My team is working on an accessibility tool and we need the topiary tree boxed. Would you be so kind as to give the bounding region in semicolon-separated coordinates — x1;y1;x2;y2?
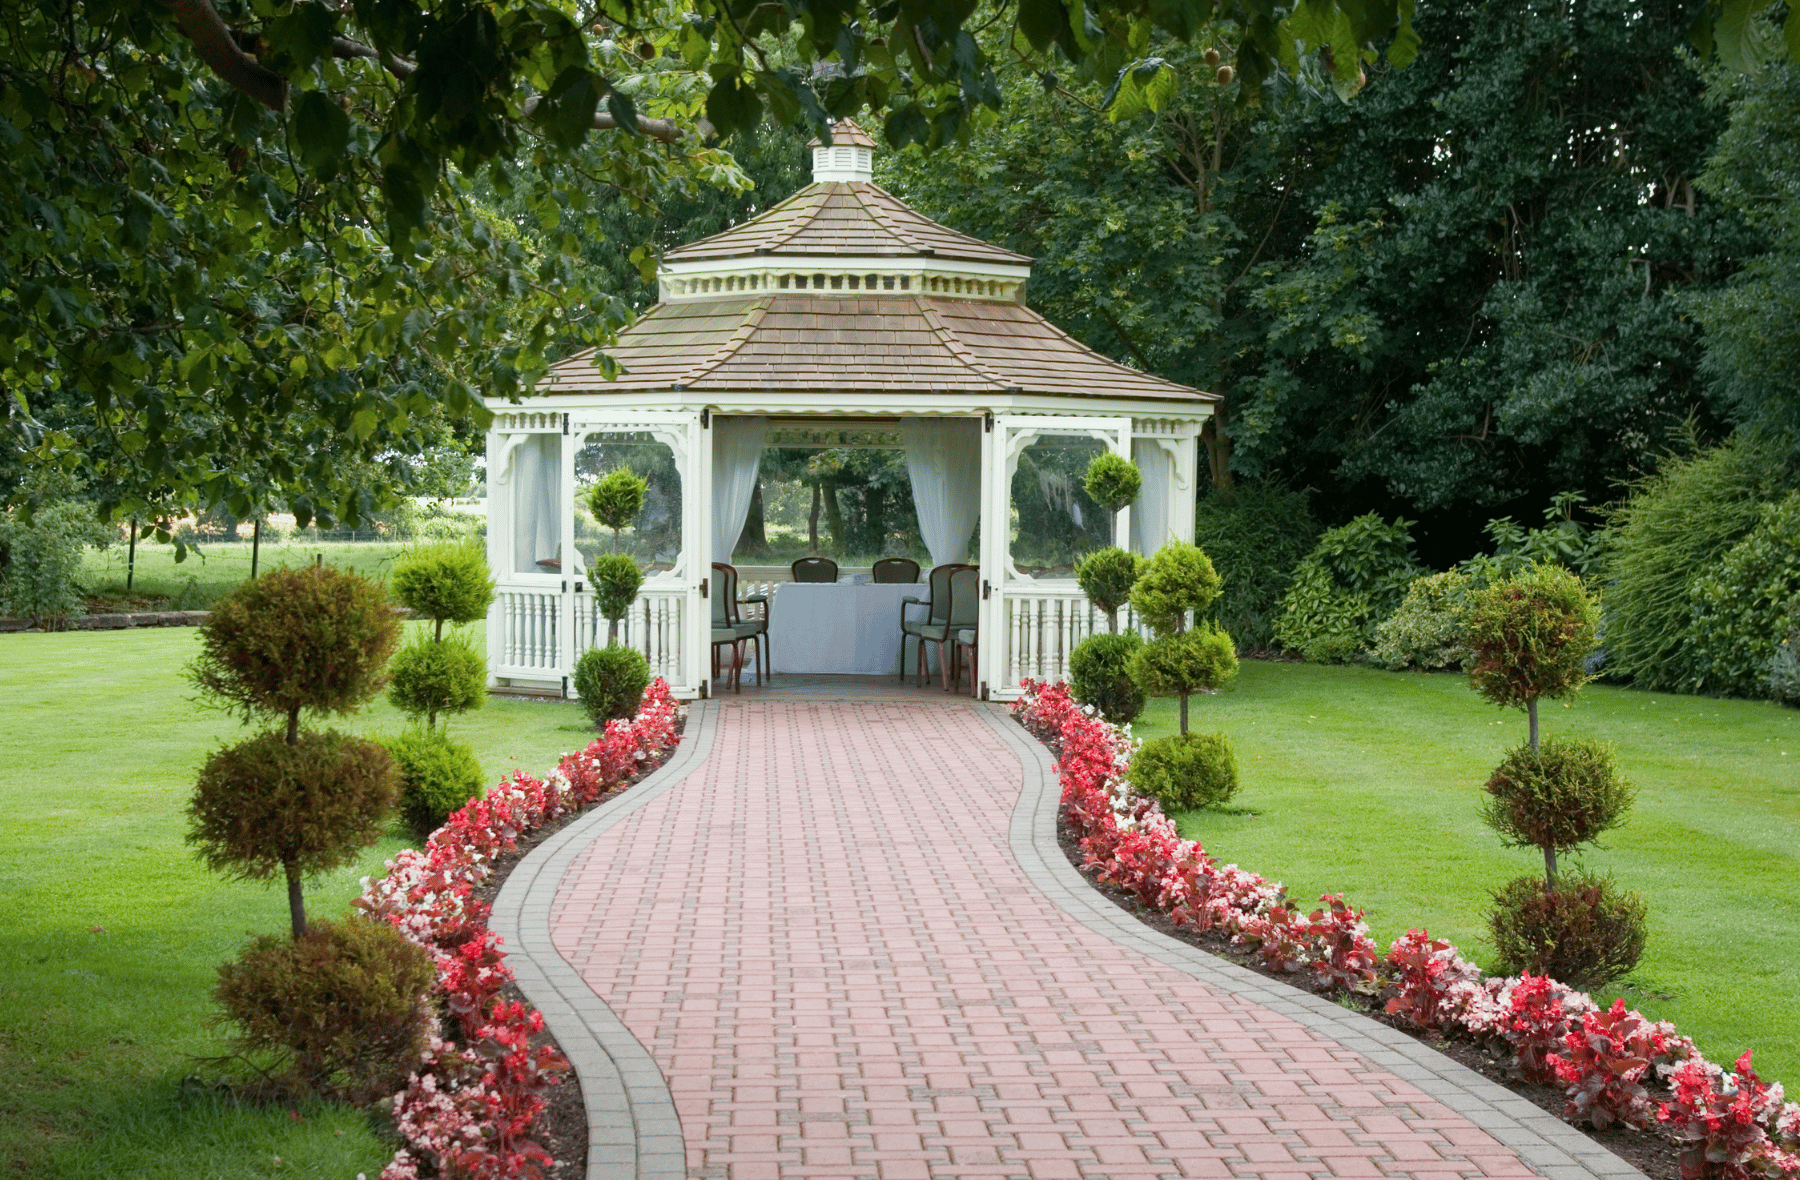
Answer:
385;728;487;837
1131;730;1239;812
187;565;401;940
1083;452;1141;546
1068;630;1146;724
1127;541;1236;734
1466;562;1600;752
388;542;496;730
588;466;648;552
573;644;652;725
1483;735;1636;889
1074;547;1145;633
591;552;645;645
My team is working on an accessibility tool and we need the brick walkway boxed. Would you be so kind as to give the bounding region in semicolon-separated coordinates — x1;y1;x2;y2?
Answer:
545;701;1601;1180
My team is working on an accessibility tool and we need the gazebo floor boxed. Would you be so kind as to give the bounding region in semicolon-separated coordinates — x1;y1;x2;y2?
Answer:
704;671;979;703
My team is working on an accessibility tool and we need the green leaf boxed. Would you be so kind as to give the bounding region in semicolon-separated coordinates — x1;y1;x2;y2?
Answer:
538;67;601;150
293;90;349;172
1714;0;1775;71
263;1;339;74
704;68;762;139
1017;0;1066;52
605;89;640;136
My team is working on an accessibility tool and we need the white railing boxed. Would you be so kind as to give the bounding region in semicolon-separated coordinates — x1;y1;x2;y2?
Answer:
999;585;1145;695
495;584;561;676
573;585;687;687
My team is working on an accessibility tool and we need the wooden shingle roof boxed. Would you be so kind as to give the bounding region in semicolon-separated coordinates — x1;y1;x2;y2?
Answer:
541;295;1213;404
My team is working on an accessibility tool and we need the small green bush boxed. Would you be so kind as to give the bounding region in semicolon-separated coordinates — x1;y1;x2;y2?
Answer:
1128;541;1221;632
1685;491;1800;698
1192;483;1319;650
0;499;112;626
1482;736;1635;870
386;728;486;836
388;630;486;726
1372;570;1474;671
1489;871;1647;990
389;541;495;633
590;552;645;633
188;730;399;886
587;467;648;543
1074;547;1144;630
1082;452;1142;515
189;565;401;735
1466;564;1600;717
1130;624;1239;698
1069;631;1146;724
1130;731;1239;811
1767;625;1800;706
1274;513;1423;662
573;644;651;725
214;916;435;1100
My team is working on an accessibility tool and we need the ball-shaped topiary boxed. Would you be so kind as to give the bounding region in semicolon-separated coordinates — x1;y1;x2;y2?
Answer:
1074;547;1145;632
215;916;435;1100
588;467;648;544
189;565;400;740
1130;731;1239;812
1128;541;1221;633
1483;735;1634;888
387;630;486;727
388;541;496;637
1130;622;1238;733
1083;452;1142;515
385;728;487;836
1489;871;1647;990
1069;631;1146;724
1466;562;1600;747
590;552;645;639
573;644;652;725
188;730;398;938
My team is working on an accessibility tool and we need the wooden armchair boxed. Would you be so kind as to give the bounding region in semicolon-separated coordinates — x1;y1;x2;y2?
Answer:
790;557;838;583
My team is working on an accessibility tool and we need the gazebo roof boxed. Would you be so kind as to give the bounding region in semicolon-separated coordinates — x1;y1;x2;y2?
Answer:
539;118;1215;408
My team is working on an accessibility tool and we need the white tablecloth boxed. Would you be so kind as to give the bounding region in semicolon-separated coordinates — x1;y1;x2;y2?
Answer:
767;581;927;674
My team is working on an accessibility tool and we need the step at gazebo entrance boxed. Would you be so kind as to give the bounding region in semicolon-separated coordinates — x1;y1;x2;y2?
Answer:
484;119;1218;700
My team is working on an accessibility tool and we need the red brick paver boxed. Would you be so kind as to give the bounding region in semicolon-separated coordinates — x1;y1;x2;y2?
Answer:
551;702;1542;1180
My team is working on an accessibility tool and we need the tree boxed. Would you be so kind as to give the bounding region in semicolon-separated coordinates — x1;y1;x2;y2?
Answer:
1075;547;1145;633
1082;452;1142;547
387;540;496;727
1465;562;1600;753
588;467;649;552
1127;540;1237;733
187;565;401;939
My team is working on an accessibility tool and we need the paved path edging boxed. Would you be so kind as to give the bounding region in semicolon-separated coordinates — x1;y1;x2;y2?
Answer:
977;703;1645;1180
490;702;721;1180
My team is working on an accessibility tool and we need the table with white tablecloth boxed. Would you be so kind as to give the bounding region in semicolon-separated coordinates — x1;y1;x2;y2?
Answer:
766;581;938;675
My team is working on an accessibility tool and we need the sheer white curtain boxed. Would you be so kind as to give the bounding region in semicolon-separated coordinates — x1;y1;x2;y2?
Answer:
511;434;561;574
712;416;767;562
1130;438;1173;557
902;417;983;567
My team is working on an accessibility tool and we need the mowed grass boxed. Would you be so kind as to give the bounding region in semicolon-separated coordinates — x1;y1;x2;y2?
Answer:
1133;660;1800;1082
0;622;592;1179
79;541;413;610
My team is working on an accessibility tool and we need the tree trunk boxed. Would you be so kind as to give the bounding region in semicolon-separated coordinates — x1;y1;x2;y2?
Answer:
1179;691;1190;735
822;485;845;552
286;706;300;747
284;857;307;940
1543;844;1558;891
1200;395;1233;492
127;519;138;591
807;483;822;553
1528;699;1539;752
250;517;261;579
737;481;767;556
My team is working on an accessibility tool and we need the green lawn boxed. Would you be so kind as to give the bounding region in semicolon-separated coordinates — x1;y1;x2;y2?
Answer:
1135;660;1800;1082
0;623;591;1179
79;541;413;610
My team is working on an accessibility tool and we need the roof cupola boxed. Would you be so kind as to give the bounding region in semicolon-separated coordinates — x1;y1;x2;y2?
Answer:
809;118;877;183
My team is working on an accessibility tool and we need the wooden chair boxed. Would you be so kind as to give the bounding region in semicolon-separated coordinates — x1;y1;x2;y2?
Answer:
952;626;979;698
711;562;769;690
899;562;963;682
790;556;838;583
871;557;920;584
901;564;976;688
935;568;980;692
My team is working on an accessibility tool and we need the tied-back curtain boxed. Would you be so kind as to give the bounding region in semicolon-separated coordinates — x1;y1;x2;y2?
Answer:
902;417;982;567
712;416;767;561
1130;438;1172;557
512;433;561;574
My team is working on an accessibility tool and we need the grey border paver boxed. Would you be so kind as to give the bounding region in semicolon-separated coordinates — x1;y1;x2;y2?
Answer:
974;702;1647;1180
490;701;722;1180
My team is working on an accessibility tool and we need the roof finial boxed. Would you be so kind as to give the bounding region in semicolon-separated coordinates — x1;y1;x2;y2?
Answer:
809;117;877;183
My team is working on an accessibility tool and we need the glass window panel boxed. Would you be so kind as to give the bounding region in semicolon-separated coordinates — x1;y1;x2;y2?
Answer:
574;433;683;574
1010;434;1112;577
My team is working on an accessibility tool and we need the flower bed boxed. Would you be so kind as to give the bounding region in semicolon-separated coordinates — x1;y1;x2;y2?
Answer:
355;679;683;1180
1014;678;1800;1180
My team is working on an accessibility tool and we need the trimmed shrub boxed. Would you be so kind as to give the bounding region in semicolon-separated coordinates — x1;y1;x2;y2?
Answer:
1074;547;1144;631
1466;564;1600;744
387;728;486;836
1684;491;1800;698
573;644;652;725
587;467;648;545
1192;483;1319;650
1372;570;1474;671
215;916;435;1100
1083;452;1142;515
1128;540;1220;632
0;499;112;626
388;630;487;726
188;729;399;886
1274;513;1423;662
1131;624;1239;699
388;541;495;634
1130;731;1239;812
1482;737;1635;875
189;565;400;736
1490;871;1647;990
1602;436;1791;690
590;552;645;639
1069;631;1146;724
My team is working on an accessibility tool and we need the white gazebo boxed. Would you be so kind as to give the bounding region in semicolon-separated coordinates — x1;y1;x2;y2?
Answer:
484;119;1218;700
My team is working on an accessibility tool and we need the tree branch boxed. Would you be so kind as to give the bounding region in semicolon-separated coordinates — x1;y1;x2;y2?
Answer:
155;0;288;111
517;95;713;143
